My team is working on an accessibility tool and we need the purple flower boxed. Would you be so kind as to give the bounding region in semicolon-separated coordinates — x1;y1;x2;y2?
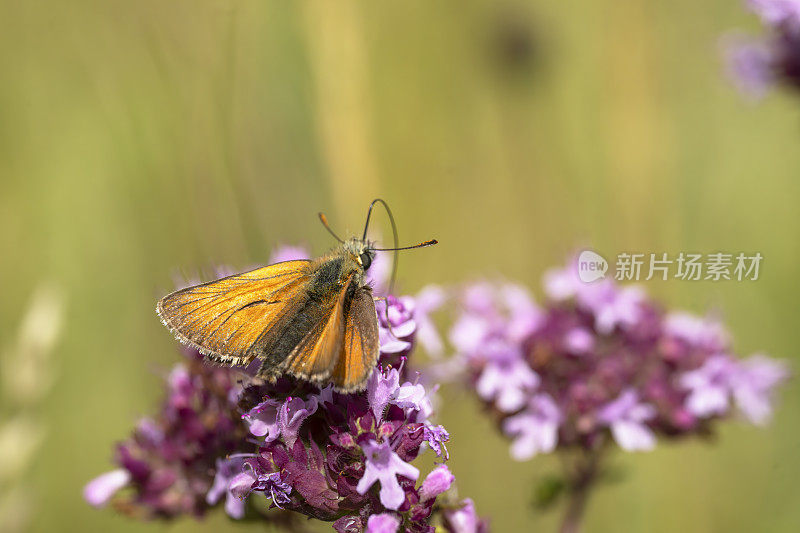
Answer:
475;340;539;412
366;512;401;533
446;281;533;369
278;396;318;446
207;457;247;518
664;312;729;354
255;471;293;508
722;35;777;100
449;313;494;358
544;262;645;333
356;439;420;510
366;248;393;295
725;0;800;97
333;515;364;533
412;285;447;356
747;0;800;27
377;297;416;356
228;464;292;509
84;469;130;508
423;424;450;459
228;469;258;500
394;380;428;413
367;365;402;420
597;390;656;452
579;282;645;335
563;327;594;355
85;351;249;518
367;364;432;422
374;289;446;368
501;283;544;342
442;254;785;532
449;257;786;467
443;498;488;533
242;396;317;446
419;464;455;501
543;262;582;301
229;311;467;527
230;303;468;528
88;243;482;532
243;398;282;439
135;417;164;444
731;354;789;425
313;384;335;405
462;282;496;313
503;394;561;460
386;298;417;340
166;364;192;402
679;355;737;418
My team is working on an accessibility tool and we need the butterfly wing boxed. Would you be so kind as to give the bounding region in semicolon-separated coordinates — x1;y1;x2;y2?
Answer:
279;276;351;382
156;260;312;365
330;286;380;392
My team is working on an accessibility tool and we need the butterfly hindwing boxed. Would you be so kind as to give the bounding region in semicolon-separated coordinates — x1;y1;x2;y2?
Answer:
156;260;312;364
330;285;380;392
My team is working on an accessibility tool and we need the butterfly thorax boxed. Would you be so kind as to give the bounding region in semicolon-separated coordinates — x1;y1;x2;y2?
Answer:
307;239;374;303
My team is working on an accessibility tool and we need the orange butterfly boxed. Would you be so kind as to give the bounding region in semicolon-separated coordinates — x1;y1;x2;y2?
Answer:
156;199;436;393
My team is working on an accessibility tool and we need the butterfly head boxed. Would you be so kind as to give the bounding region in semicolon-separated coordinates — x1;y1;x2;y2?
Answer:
318;200;437;292
343;237;376;271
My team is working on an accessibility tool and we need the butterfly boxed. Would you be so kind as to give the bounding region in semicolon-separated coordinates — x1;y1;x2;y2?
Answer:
156;199;437;392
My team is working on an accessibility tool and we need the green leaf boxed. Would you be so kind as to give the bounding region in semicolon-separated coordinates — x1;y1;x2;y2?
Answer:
532;475;566;510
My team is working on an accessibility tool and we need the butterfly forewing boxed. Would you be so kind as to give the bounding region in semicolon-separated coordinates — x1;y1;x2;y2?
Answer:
330;286;380;392
156;260;311;364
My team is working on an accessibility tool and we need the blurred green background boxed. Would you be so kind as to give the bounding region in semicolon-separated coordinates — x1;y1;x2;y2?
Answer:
1;0;798;531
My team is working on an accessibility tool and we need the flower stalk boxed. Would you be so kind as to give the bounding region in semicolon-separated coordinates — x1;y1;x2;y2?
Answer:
559;445;604;533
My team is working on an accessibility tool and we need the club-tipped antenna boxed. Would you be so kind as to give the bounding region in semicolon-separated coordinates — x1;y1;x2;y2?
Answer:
362;198;400;294
318;212;344;244
372;239;438;251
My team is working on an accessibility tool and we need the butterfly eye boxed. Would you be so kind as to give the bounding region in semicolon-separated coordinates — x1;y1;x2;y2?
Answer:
359;251;373;270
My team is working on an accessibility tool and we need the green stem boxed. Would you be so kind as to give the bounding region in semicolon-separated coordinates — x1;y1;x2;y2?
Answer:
559;449;603;533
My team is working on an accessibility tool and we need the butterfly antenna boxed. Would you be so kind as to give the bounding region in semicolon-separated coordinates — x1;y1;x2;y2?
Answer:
318;212;344;244
372;239;438;251
362;198;400;294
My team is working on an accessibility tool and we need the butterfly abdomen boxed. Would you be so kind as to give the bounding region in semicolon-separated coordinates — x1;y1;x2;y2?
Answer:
258;296;330;374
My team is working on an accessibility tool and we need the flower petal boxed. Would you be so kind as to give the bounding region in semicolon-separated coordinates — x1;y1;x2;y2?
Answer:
366;513;401;533
84;469;130;508
611;420;656;452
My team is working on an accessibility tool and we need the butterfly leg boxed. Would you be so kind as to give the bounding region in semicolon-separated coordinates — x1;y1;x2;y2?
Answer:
372;296;400;339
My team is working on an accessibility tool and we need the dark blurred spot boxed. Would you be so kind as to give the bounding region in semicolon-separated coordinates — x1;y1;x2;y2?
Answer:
776;29;800;92
486;8;546;85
